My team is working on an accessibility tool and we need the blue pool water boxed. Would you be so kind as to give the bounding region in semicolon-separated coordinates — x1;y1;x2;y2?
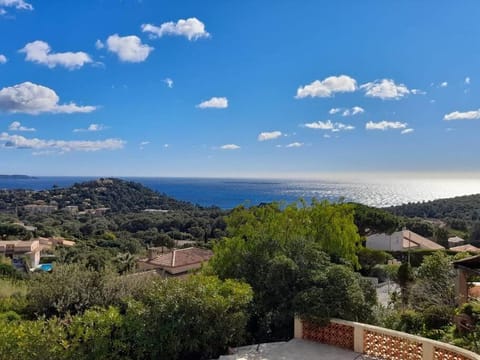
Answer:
38;263;53;272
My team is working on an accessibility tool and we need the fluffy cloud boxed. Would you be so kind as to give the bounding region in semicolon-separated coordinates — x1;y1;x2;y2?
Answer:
258;131;282;141
0;0;32;11
329;108;341;115
365;121;408;130
286;142;303;148
0;82;96;114
401;128;414;135
0;55;6;64
295;75;357;98
304;120;354;132
0;132;125;152
164;78;173;88
444;109;480;121
73;124;106;132
8;121;35;132
220;144;240;150
440;81;448;88
465;77;471;85
20;41;92;70
142;18;210;41
197;97;228;109
106;34;153;62
360;79;410;99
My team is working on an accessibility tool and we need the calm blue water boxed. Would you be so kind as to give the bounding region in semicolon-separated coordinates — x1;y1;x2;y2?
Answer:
1;176;480;209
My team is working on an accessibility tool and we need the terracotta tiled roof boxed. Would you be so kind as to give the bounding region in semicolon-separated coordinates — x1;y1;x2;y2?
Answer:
450;244;480;253
148;247;213;269
402;230;444;250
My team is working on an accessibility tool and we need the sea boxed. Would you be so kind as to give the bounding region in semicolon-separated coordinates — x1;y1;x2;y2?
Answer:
1;176;480;209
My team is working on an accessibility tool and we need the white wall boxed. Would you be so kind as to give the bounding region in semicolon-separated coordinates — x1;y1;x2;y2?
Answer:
366;231;403;251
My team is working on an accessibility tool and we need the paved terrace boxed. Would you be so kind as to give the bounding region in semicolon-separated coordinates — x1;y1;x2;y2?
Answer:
219;339;361;360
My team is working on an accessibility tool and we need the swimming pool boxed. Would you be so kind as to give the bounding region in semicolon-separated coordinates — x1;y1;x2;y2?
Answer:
37;263;53;272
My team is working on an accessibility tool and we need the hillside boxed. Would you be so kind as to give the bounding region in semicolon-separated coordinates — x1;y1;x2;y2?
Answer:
386;193;480;223
0;178;198;213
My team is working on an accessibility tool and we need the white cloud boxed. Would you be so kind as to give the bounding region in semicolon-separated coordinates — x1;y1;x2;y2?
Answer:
73;124;106;132
142;18;210;41
411;89;426;95
197;97;228;109
304;120;354;132
0;82;96;114
164;78;173;88
440;81;448;88
0;8;5;14
286;142;303;148
401;128;414;135
0;55;7;64
258;131;282;141
0;0;32;11
139;141;150;150
365;121;408;130
330;106;365;116
106;34;153;63
8;121;35;132
0;132;125;152
220;144;240;150
444;109;480;121
20;41;92;70
295;75;357;98
465;77;471;85
360;79;410;99
95;39;104;49
342;106;365;116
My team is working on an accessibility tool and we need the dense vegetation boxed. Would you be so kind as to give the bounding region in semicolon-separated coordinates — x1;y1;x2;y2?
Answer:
0;179;228;270
1;179;480;358
387;194;480;241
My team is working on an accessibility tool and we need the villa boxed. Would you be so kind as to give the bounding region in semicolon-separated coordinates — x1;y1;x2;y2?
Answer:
0;239;41;269
366;230;444;252
137;247;213;277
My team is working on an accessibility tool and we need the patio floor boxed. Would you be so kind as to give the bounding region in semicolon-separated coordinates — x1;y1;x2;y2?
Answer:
219;339;361;360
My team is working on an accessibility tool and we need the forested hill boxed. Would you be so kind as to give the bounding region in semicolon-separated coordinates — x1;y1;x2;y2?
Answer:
386;193;480;223
0;178;199;213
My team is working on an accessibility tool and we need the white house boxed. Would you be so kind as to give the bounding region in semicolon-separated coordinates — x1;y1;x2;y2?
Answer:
366;230;444;252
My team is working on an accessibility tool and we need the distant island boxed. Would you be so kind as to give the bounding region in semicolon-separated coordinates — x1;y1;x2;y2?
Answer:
0;175;37;179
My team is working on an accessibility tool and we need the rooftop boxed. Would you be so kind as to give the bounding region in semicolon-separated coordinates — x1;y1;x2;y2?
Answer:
402;230;444;250
139;247;213;275
218;339;359;360
450;244;480;253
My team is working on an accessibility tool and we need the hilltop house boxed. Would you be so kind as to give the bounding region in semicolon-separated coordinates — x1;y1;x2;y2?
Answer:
137;247;213;277
0;240;40;269
366;230;444;252
448;236;466;248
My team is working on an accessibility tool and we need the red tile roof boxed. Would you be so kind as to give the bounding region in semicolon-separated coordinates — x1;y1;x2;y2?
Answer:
144;247;213;272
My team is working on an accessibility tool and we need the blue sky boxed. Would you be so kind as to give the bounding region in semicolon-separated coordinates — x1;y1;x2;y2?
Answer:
0;0;479;177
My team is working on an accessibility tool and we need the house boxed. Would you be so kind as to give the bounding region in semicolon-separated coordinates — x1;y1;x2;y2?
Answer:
36;236;76;250
0;240;41;268
24;204;58;214
366;230;444;252
453;255;480;305
137;247;213;277
448;236;465;248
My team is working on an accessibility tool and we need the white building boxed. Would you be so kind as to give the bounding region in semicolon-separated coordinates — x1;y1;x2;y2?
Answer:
366;230;445;252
